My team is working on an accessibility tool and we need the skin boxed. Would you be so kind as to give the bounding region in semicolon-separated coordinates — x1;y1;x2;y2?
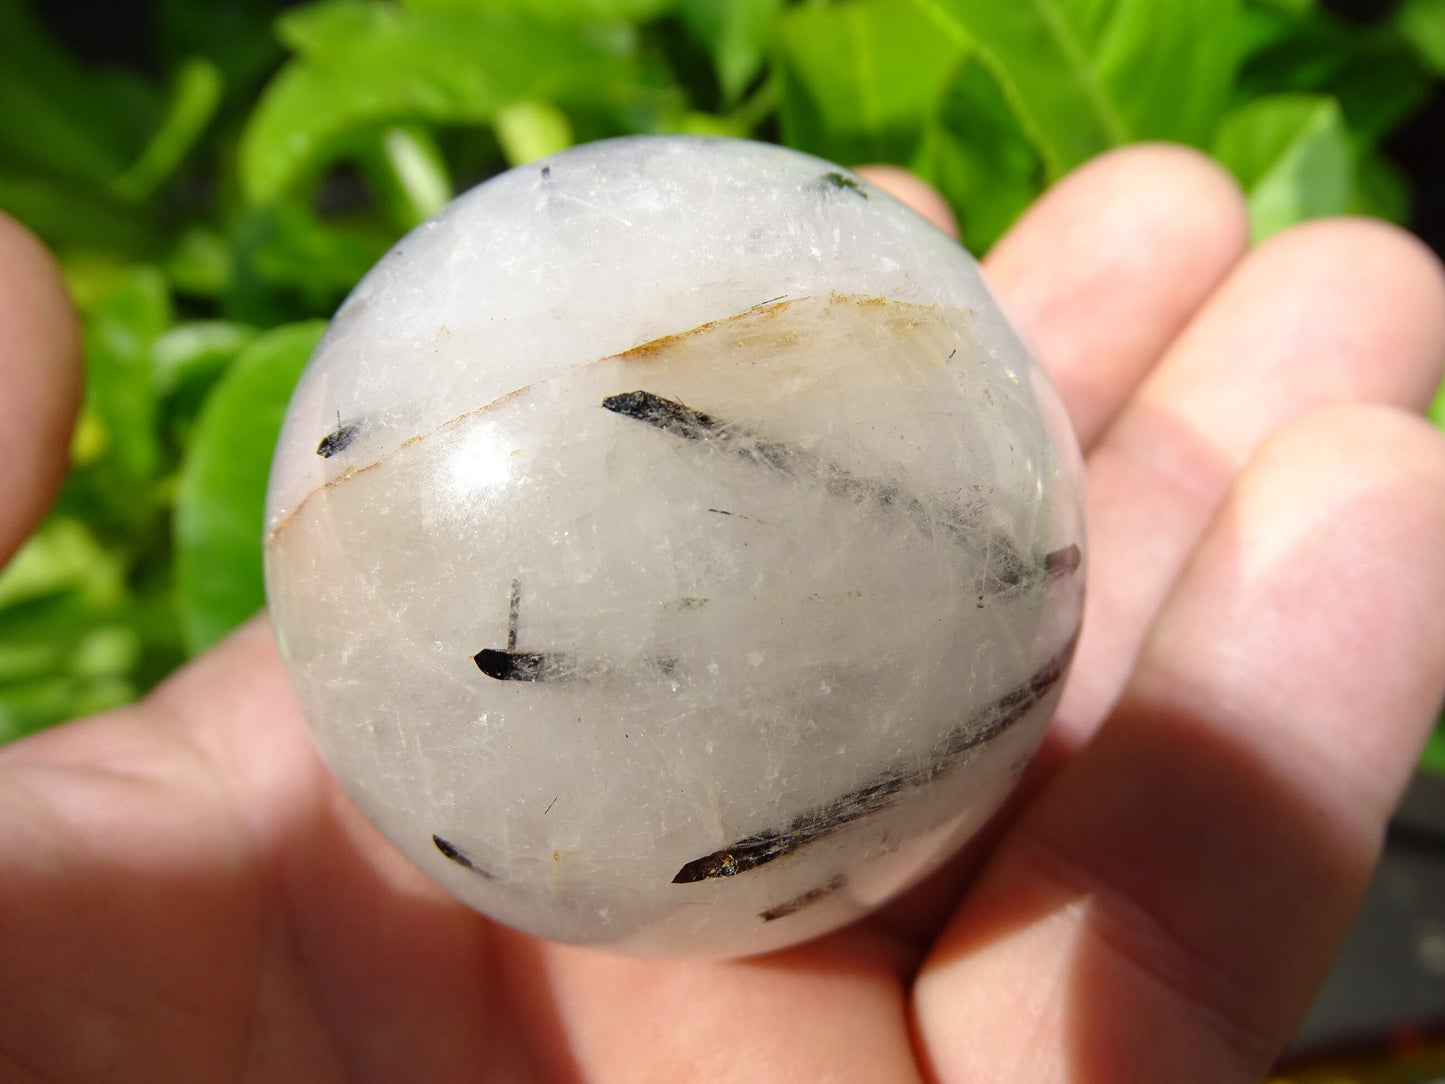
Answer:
0;212;83;566
3;144;1445;1082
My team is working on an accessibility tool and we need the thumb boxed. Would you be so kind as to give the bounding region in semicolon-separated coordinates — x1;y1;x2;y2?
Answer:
0;212;83;566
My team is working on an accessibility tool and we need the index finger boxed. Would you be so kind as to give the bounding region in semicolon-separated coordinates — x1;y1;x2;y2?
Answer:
983;144;1249;448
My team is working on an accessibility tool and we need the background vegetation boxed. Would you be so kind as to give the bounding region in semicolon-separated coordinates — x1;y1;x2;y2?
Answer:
0;0;1442;768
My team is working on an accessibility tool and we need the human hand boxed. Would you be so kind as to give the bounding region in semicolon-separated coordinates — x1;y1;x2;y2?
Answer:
2;144;1444;1083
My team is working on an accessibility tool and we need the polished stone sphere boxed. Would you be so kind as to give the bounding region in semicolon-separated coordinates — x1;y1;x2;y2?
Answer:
264;135;1085;957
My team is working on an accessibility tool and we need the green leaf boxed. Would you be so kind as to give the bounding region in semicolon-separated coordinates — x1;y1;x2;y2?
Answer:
165;226;234;298
680;0;782;109
152;320;262;398
0;654;139;744
0;516;140;742
914;56;1043;253
1428;371;1445;431
1398;0;1445;74
0;587;137;690
1327;54;1430;144
157;0;287;105
913;0;1241;176
405;0;676;18
239;0;640;202
111;57;224;204
273;0;395;53
81;266;173;484
494;101;575;166
1213;93;1353;243
0;517;126;613
1236;10;1430;143
0;171;159;253
361;125;455;229
1350;147;1411;224
1423;723;1445;777
0;0;152;185
174;321;325;654
226;201;392;325
777;0;965;166
1251;0;1315;14
1236;2;1308;70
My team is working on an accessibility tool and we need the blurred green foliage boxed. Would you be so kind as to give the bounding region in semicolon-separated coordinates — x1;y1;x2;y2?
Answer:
0;0;1442;746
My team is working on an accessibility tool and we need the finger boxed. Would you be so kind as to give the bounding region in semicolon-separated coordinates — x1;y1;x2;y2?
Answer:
0;629;285;1077
913;406;1445;1083
984;144;1249;447
494;929;925;1082
0;212;83;566
1061;218;1445;738
855;164;960;237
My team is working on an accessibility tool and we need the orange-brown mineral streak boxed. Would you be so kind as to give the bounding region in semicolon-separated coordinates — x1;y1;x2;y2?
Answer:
267;383;534;542
601;293;942;367
268;295;949;543
601;296;802;362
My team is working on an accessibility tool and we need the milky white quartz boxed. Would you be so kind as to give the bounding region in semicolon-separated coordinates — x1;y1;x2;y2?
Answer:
264;135;1085;957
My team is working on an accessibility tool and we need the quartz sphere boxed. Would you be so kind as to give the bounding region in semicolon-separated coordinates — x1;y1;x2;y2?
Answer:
264;135;1085;958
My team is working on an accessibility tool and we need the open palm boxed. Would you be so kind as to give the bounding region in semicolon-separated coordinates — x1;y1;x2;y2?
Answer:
3;145;1445;1083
